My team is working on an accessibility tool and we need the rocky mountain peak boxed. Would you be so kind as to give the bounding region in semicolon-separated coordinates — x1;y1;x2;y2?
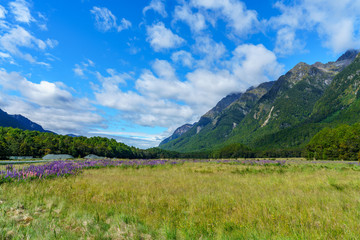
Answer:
285;62;311;84
336;49;359;62
290;62;309;72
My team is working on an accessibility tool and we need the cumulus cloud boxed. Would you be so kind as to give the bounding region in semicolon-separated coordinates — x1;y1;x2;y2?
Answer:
171;50;194;67
173;4;206;33
146;22;185;51
9;0;33;23
143;0;167;17
0;26;56;65
95;87;194;127
230;44;284;85
95;68;129;87
192;36;227;67
0;69;103;134
271;0;360;54
189;0;260;37
0;69;78;108
94;44;283;129
273;27;304;55
90;6;131;32
94;60;194;127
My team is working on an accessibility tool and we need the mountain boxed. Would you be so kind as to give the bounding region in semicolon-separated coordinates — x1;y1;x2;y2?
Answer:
159;81;275;151
250;49;360;150
0;109;51;133
160;49;360;152
160;124;193;145
160;92;244;146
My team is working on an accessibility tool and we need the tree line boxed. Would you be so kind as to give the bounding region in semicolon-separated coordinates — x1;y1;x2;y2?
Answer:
0;127;310;160
0;127;141;159
305;123;360;161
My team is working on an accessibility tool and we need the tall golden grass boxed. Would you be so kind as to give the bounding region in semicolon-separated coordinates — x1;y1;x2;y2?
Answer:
1;161;360;239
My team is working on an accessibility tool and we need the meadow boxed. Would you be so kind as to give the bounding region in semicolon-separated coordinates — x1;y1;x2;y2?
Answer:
1;159;360;239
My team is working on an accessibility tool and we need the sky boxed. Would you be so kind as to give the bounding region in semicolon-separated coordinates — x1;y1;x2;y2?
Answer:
0;0;360;148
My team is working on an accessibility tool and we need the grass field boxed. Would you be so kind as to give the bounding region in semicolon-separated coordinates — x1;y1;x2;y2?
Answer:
1;160;360;239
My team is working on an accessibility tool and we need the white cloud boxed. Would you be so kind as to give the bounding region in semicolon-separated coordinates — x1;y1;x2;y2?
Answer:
118;18;132;32
171;50;194;67
136;60;188;100
94;44;283;129
90;7;117;32
189;0;260;37
95;68;129;87
0;5;7;19
95;88;194;127
74;64;85;78
0;51;11;59
0;69;103;134
274;27;304;55
0;20;9;30
73;59;95;78
271;0;360;54
173;4;206;33
46;39;58;48
230;44;284;86
9;0;33;23
90;6;131;32
192;36;227;67
143;0;167;17
94;61;194;127
0;26;56;64
146;22;185;51
0;97;103;134
0;69;74;108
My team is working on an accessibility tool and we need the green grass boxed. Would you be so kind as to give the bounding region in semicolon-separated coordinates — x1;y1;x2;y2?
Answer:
1;161;360;239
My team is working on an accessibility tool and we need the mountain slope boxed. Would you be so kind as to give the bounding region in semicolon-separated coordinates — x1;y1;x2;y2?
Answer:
311;51;360;123
226;56;351;146
0;109;50;132
160;124;193;145
250;51;360;150
160;49;360;152
160;81;274;152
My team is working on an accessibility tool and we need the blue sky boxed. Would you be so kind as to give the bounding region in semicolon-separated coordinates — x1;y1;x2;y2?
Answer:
0;0;360;148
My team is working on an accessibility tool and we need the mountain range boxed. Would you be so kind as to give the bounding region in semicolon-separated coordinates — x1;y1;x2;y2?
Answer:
0;109;51;133
159;49;360;152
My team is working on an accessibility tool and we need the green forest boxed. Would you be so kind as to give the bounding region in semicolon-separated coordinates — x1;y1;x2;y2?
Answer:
305;123;360;161
1;125;360;161
0;127;143;159
0;127;303;160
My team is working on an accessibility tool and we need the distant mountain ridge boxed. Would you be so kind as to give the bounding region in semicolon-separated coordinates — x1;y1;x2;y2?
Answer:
160;49;360;152
159;81;275;151
0;109;51;133
160;124;193;145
